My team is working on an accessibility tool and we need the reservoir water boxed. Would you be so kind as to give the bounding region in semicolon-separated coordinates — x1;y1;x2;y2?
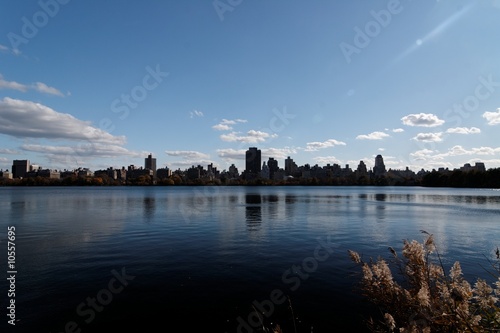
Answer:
1;186;499;332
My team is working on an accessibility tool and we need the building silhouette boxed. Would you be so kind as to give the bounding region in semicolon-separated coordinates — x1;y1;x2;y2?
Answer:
461;162;486;172
145;154;157;178
356;161;368;175
284;156;297;176
12;160;30;179
245;147;261;175
228;164;239;178
373;155;386;176
268;158;279;180
261;161;270;179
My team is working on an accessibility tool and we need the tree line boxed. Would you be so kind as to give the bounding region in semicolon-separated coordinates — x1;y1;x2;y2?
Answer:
1;168;499;188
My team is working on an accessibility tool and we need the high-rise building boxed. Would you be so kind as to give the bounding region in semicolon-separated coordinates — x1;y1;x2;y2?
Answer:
268;158;279;180
356;161;368;175
12;160;30;179
145;154;157;178
245;147;261;174
373;155;386;176
284;156;297;176
261;162;270;179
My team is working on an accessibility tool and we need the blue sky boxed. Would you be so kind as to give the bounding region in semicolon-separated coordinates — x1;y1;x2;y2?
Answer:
1;0;500;173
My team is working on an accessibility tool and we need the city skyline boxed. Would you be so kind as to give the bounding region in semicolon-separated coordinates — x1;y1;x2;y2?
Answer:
4;149;489;178
1;1;500;173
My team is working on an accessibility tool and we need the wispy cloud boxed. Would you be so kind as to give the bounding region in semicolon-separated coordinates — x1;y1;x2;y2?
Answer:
444;145;500;156
413;132;443;142
313;156;342;165
304;139;346;151
0;74;64;96
0;98;126;145
0;75;27;92
410;149;438;161
33;82;65;97
262;147;297;160
165;150;210;160
20;143;146;170
165;150;213;168
189;110;204;118
217;148;246;161
446;127;481;134
212;118;247;131
22;143;142;158
402;113;445;127
220;130;277;143
393;128;404;133
410;145;500;165
356;131;390;140
0;44;20;56
0;148;20;154
483;109;500;125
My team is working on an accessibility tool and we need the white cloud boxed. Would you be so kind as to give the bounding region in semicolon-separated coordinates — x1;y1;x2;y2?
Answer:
189;110;204;118
220;130;277;143
212;118;247;131
165;150;210;160
19;143;146;170
483;109;500;125
22;143;142;158
442;145;500;156
356;131;390;140
165;150;214;169
33;82;65;97
262;147;297;160
0;98;126;145
467;158;500;167
168;160;217;169
304;139;346;151
0;74;27;92
445;127;481;134
0;148;19;154
409;146;500;169
212;124;232;131
0;44;20;55
392;128;404;133
0;74;64;96
217;148;246;160
410;149;438;161
313;156;341;165
401;113;445;127
413;132;443;142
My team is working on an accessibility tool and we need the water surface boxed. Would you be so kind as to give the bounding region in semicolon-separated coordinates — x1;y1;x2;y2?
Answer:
1;186;499;332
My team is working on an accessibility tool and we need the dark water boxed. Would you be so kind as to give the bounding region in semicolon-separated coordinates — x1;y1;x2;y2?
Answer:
1;186;499;332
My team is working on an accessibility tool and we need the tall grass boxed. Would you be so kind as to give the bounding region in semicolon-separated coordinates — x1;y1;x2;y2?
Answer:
348;231;500;332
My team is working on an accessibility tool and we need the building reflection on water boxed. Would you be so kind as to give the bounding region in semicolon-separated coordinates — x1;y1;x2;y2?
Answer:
245;194;262;231
143;196;156;222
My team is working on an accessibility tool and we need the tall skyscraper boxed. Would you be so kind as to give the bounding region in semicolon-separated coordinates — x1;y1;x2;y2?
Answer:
268;158;279;180
373;155;386;176
245;147;261;174
285;156;297;176
12;160;30;179
144;154;157;178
